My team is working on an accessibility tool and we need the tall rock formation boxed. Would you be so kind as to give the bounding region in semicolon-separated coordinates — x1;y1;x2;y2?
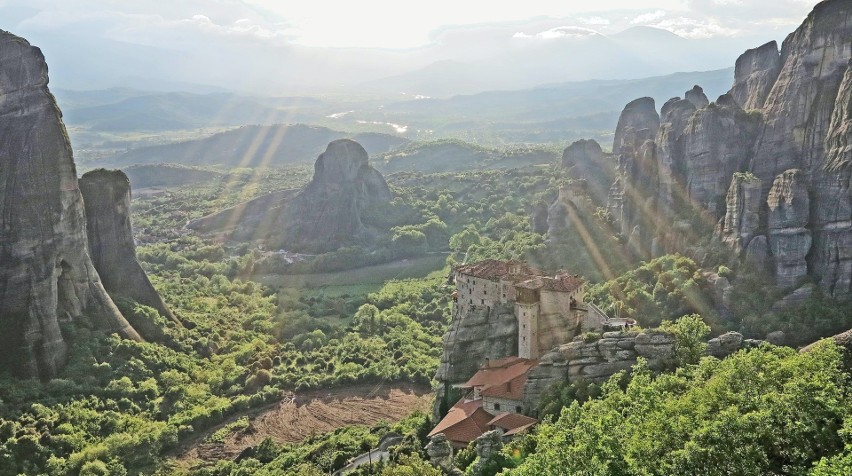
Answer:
560;139;614;205
79;169;178;334
189;139;393;253
680;94;761;220
0;31;141;378
560;0;852;300
728;41;782;110
280;139;392;251
612;97;660;157
767;169;812;289
747;1;852;296
717;173;763;255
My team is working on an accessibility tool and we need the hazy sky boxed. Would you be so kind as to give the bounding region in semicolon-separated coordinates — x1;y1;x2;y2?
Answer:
0;0;824;94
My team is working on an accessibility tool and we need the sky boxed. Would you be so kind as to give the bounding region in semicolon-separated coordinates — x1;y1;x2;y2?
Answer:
0;0;824;95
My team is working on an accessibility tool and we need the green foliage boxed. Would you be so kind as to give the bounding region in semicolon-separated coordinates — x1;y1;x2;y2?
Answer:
587;255;718;329
509;342;852;476
537;380;603;420
659;314;711;366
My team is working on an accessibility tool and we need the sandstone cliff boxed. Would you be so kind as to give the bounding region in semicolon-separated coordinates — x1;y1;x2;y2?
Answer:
79;169;178;336
728;41;781;110
547;0;851;302
0;31;141;378
189;139;392;253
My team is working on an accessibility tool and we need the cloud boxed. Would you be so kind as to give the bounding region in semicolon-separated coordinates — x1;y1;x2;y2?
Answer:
579;16;610;25
651;16;739;39
513;26;599;39
630;10;667;24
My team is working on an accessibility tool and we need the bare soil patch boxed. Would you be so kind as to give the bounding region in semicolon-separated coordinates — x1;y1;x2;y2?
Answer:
176;383;433;465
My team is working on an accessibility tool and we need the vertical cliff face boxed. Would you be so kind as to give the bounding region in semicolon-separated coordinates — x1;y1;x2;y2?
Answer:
729;41;782;110
79;169;178;336
718;173;763;254
681;94;761;220
0;31;141;379
748;1;852;296
767;169;812;289
563;0;851;303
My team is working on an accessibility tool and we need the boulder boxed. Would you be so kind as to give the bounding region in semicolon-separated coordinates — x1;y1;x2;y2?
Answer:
765;330;786;345
426;434;457;473
770;284;815;312
707;331;744;357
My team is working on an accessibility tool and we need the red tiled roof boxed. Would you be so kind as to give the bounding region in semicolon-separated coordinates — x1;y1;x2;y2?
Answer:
428;398;494;447
487;412;539;431
503;421;537;437
462;357;537;389
514;273;584;293
455;259;546;281
481;374;528;401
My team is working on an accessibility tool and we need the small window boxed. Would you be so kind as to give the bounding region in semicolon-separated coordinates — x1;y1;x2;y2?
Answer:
469;299;473;304
523;336;526;341
516;406;522;413
481;299;485;305
484;290;487;295
494;403;501;411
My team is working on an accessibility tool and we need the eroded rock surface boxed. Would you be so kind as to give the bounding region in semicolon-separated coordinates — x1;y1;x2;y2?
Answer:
767;169;812;289
79;169;178;336
729;41;781;110
0;31;140;378
189;139;393;252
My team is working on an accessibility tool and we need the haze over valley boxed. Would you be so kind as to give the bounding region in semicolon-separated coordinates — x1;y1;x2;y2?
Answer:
1;1;851;475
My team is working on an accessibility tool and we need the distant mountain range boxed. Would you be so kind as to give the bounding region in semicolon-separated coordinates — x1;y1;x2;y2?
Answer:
362;27;741;97
95;124;409;169
55;89;326;133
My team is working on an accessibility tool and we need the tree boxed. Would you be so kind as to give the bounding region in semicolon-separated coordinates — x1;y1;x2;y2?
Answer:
660;313;711;366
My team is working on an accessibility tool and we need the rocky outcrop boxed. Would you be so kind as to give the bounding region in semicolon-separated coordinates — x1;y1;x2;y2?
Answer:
718;173;763;254
767;169;812;289
435;304;518;385
749;1;852;295
525;330;754;411
685;85;709;109
680;95;761;220
189;139;393;252
656;97;697;220
79;169;178;335
612;97;660;157
546;186;585;241
561;139;613;204
729;41;781;110
562;138;603;169
0;31;140;378
563;1;852;300
530;201;549;235
426;434;458;474
470;431;502;476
